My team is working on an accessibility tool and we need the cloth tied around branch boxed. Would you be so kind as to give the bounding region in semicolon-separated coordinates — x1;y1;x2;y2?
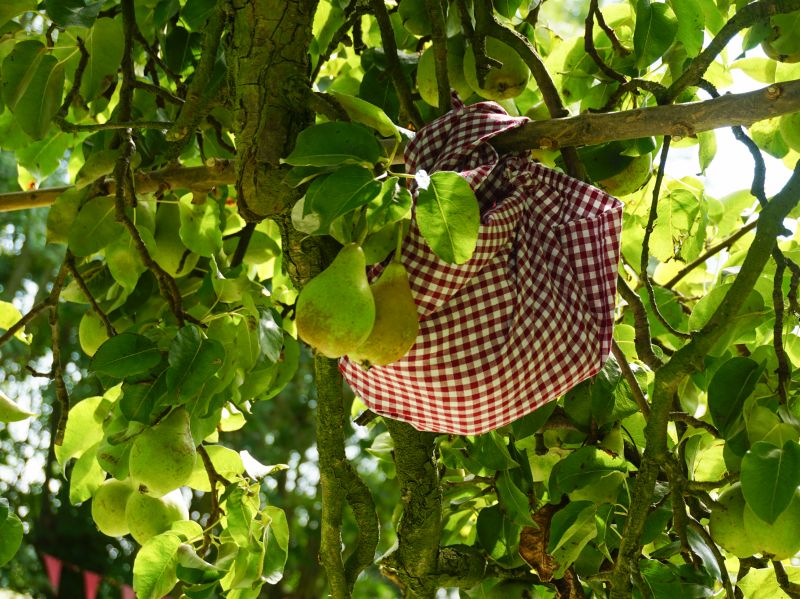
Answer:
339;98;624;435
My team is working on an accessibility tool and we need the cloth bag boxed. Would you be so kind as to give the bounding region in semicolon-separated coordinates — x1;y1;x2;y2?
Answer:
339;98;624;435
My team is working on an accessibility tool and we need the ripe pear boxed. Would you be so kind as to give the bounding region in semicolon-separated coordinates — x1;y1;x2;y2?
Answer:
417;36;473;107
91;478;134;537
152;202;198;277
349;261;419;367
79;311;109;357
463;37;530;101
129;407;197;496
296;243;376;358
743;489;800;560
708;483;759;558
125;489;189;544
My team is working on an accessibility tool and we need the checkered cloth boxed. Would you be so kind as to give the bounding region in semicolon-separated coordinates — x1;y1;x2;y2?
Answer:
339;98;624;435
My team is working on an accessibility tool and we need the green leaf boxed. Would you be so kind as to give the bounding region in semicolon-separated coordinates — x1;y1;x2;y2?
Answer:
181;0;217;31
45;0;103;27
55;396;104;465
633;0;678;69
263;506;289;584
91;333;162;378
82;17;124;99
511;402;557;441
106;228;152;291
365;177;412;233
471;432;520;471
0;390;35;422
303;165;382;226
698;130;716;174
707;357;763;438
16;131;70;180
328;91;401;140
549;447;629;501
167;326;225;402
0;300;30;344
225;487;256;546
186;445;244;492
741;440;800;524
68;443;105;505
179;193;223;256
67;196;125;257
282;122;383;167
496;471;535;526
476;503;522;563
1;40;64;139
0;0;35;28
256;310;283;365
688;285;766;356
0;512;23;567
547;501;598;578
120;374;168;424
669;0;704;57
731;57;777;84
133;533;182;599
46;188;86;245
75;149;120;189
415;171;480;264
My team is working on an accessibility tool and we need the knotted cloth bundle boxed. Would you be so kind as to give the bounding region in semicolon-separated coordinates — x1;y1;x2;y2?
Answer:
340;98;624;435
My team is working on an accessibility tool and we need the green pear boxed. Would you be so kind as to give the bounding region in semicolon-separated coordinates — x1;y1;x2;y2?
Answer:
152;202;199;277
91;478;134;537
125;488;189;544
416;36;473;107
779;112;800;153
349;261;419;367
597;154;652;197
296;243;376;358
398;0;430;36
129;407;197;496
761;14;800;63
743;489;800;559
463;37;530;101
708;483;759;558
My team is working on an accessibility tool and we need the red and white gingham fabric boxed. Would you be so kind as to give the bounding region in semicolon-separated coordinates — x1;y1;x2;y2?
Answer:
339;98;624;435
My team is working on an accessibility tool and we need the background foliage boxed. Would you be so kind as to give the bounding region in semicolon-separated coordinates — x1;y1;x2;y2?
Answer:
2;0;800;598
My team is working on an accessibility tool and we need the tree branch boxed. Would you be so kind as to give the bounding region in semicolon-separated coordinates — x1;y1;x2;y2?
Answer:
610;163;800;598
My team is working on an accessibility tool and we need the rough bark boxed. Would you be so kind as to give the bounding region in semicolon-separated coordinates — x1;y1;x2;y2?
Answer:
228;0;318;221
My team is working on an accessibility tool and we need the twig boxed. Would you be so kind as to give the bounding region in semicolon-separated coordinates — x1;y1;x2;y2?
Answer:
56;36;89;119
640;136;692;339
616;275;663;370
584;0;626;84
594;3;630;56
47;264;69;445
230;222;255;269
311;2;372;82
132;79;184;105
663;221;758;289
424;0;452;113
686;472;739;492
687;519;735;599
455;0;503;89
63;251;116;338
369;0;424;129
773;253;791;403
55;118;172;132
611;340;650;417
166;2;228;145
197;444;230;555
773;560;800;598
669;412;720;438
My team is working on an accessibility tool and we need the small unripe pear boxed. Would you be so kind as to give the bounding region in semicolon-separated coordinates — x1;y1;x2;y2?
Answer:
125;489;189;545
463;37;530;101
349;261;419;367
129;407;197;497
91;478;134;537
296;243;376;358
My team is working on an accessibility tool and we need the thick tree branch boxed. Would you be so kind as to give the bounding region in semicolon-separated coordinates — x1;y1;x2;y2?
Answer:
380;419;442;598
610;163;800;598
4;81;800;213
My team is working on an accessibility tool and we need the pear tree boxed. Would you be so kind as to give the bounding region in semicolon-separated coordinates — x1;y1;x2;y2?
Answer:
3;1;800;598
